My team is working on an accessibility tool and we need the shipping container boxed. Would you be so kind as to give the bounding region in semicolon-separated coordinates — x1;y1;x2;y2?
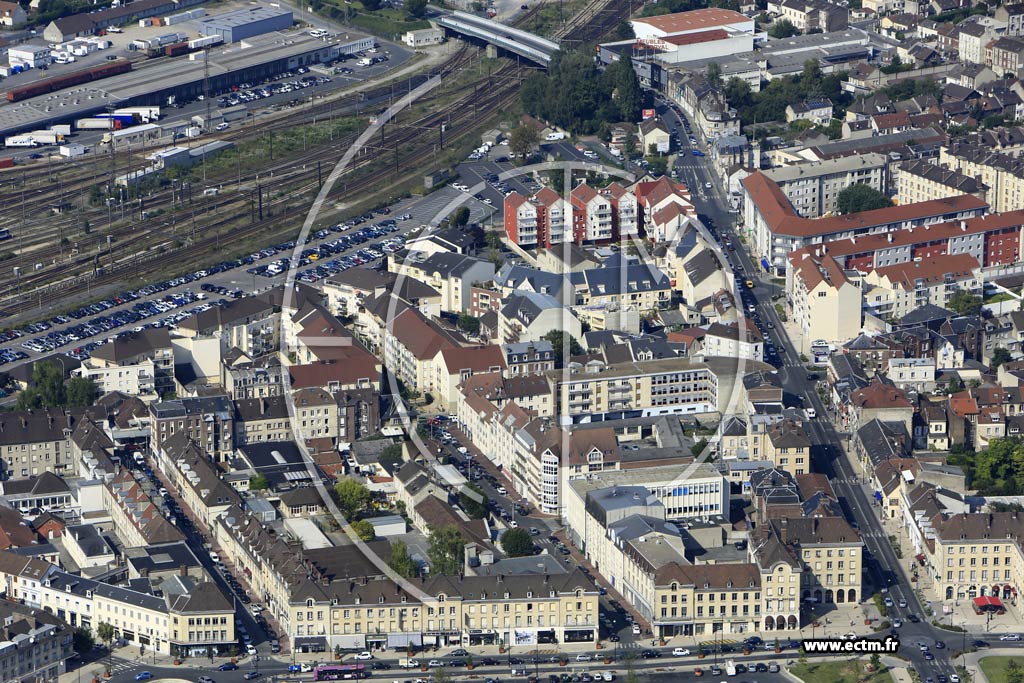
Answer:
0;157;15;169
6;60;131;102
50;124;72;136
24;130;62;145
188;35;223;49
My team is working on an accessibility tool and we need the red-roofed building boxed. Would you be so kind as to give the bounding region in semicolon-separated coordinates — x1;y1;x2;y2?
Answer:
863;253;983;319
742;170;989;274
434;344;507;410
630;8;754;40
786;209;1024;275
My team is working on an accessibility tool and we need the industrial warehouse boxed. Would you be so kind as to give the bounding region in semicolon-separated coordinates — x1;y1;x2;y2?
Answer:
0;28;374;139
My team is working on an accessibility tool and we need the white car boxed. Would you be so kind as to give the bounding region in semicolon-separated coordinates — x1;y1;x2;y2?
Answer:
245;644;257;656
806;408;817;419
704;182;712;188
575;654;592;662
672;648;690;657
1001;634;1022;641
496;486;507;495
353;652;374;660
631;624;641;635
600;673;613;682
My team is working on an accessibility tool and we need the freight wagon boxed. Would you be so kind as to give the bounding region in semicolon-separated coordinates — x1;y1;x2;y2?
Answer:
164;41;190;57
6;60;132;102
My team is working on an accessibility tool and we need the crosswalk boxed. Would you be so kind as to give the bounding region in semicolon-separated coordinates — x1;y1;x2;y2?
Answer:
106;656;144;674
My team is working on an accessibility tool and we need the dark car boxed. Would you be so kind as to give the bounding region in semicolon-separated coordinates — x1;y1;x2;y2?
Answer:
640;650;660;659
974;640;990;648
218;664;238;671
908;614;921;623
371;662;391;670
935;641;946;649
243;673;261;680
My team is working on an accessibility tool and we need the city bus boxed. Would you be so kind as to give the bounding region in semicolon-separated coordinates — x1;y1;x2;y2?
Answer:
313;664;367;681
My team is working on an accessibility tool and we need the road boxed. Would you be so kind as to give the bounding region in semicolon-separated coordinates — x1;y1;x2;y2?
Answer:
655;96;973;680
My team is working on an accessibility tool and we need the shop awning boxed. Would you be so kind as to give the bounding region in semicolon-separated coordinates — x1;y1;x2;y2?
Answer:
973;596;1004;609
387;633;423;648
295;636;330;652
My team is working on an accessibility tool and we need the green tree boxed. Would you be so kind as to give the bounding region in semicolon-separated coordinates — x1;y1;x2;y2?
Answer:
73;627;95;655
427;524;464;575
992;347;1013;370
379;443;403;472
459;484;488;519
388;539;419;578
768;18;799;38
614;20;634;40
334;477;371;521
33;361;66;408
457;313;481;336
65;376;97;407
869;653;882;671
724;76;752;108
405;0;427;17
432;666;450;683
706;61;722;86
96;622;116;673
450;206;470;229
800;59;823;96
542;330;584;367
836;183;893;214
948;289;983;316
948;375;964;394
352;519;376;542
692;439;709;456
501;527;534;557
248;474;269;491
605;57;644;122
509;123;539;160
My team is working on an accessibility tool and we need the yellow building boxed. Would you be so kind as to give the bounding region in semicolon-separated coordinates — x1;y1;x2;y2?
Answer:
930;512;1024;602
763;419;811;475
787;249;862;347
940;142;1024;213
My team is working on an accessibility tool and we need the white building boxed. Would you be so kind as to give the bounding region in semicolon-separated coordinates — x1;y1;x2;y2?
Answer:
403;27;444;48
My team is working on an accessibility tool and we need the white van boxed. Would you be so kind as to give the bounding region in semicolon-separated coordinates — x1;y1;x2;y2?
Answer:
545;131;565;141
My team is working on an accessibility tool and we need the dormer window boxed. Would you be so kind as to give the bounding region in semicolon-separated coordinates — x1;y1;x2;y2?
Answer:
307;599;314;607
437;594;446;602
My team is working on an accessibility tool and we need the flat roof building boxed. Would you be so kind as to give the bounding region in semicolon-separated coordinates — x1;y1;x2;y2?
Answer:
198;6;293;43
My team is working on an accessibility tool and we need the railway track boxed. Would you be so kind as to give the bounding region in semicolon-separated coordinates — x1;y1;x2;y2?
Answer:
0;0;630;317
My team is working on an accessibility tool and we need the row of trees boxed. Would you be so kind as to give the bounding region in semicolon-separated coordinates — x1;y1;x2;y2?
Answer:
16;360;97;411
521;51;645;135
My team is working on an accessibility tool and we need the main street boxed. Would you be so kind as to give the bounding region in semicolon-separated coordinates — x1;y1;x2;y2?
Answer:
656;97;973;680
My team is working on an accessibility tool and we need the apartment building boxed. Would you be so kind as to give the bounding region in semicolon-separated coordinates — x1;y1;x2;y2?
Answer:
927;512;1024;602
150;395;234;462
499;291;582;345
387;251;494;314
433;345;507;410
895;159;988;206
787;249;862;346
174;289;285;358
742;171;988;274
0;409;88;479
212;508;600;648
0;550;236;657
154;432;241;528
86;328;174;397
763;419;811;475
761;155;887;219
104;469;186;548
862;254;983;320
383;308;459;396
570;184;614;243
503;341;555;376
551;357;721;425
701;321;763;361
766;517;863;605
0;597;73;683
941;142;1024;213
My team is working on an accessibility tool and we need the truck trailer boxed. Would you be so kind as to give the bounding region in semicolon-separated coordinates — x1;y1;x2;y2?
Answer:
5;136;38;148
114;107;161;122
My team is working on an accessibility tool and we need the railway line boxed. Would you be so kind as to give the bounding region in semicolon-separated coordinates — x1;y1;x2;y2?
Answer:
0;0;631;318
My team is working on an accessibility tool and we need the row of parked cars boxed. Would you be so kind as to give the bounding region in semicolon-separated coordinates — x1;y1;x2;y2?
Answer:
216;68;325;108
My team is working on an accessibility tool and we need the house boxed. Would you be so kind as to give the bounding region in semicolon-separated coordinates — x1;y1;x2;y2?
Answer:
639;118;671;155
786;98;834;125
0;2;27;26
499;290;582;345
672;73;740;140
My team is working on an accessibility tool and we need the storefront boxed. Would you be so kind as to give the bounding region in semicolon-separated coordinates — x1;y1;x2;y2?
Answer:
366;633;388;651
467;630;497;646
294;636;328;653
536;630;557;644
562;629;595;643
423;630;461;647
